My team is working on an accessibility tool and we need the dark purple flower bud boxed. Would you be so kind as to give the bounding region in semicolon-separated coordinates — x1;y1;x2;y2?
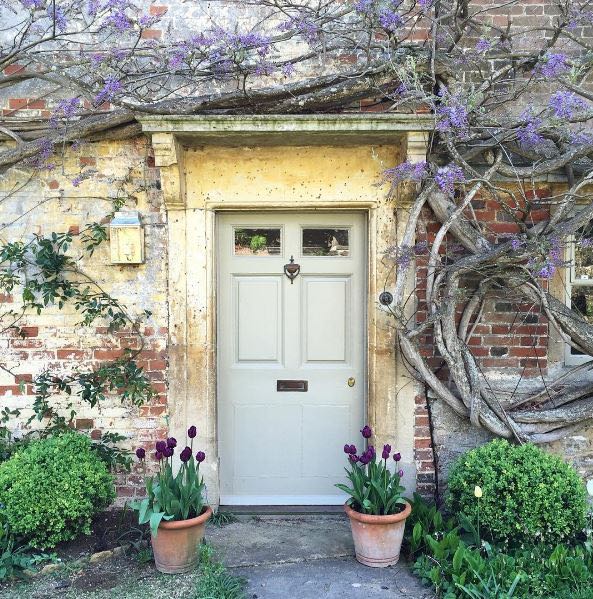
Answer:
393;452;401;462
180;446;192;463
136;447;146;460
382;444;391;460
360;425;372;439
188;425;197;439
343;444;351;454
367;445;376;459
349;454;359;463
163;447;174;458
155;440;166;453
196;451;206;463
155;451;163;460
398;469;404;478
349;444;357;455
359;453;371;465
167;437;177;449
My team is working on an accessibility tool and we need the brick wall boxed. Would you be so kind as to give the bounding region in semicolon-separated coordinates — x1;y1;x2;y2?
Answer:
0;136;168;503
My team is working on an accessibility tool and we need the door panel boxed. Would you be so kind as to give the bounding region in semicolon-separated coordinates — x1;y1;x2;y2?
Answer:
218;212;366;505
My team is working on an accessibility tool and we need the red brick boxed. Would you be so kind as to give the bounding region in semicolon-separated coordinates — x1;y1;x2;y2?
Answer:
149;5;168;15
57;349;85;360
8;98;46;109
141;29;162;39
0;386;22;395
19;326;38;337
414;438;432;449
4;64;25;75
94;349;123;360
75;418;93;430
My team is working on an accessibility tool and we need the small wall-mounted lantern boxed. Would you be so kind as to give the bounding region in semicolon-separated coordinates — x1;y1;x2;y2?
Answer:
109;211;145;264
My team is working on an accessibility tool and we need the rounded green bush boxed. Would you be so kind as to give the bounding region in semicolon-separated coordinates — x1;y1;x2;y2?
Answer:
446;439;587;546
0;432;115;549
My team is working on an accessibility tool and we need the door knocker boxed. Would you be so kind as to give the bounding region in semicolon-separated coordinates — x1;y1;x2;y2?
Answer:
284;255;301;284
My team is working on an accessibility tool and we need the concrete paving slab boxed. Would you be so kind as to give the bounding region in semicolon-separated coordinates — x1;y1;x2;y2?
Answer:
207;515;434;599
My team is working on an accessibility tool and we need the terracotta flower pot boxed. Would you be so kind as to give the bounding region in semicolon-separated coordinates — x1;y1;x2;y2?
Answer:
151;506;213;574
344;502;412;567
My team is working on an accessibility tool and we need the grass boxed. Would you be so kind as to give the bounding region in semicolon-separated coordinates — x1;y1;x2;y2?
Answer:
209;510;238;527
194;544;246;599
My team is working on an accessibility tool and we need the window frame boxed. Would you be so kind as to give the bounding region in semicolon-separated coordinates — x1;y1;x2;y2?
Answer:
564;233;593;365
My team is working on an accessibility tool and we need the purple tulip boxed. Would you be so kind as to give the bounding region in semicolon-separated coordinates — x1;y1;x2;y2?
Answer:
196;451;206;463
360;425;372;439
398;469;404;478
349;454;359;463
349;444;357;455
188;425;197;439
343;444;351;454
155;440;167;453
368;445;376;459
155;451;163;461
382;444;391;460
163;447;174;458
393;452;401;462
180;446;192;463
136;447;146;460
167;437;177;449
359;453;371;465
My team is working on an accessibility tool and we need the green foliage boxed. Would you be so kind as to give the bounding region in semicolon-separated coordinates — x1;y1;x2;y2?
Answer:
0;510;56;580
446;439;587;546
210;510;238;527
194;544;246;599
0;432;115;549
131;433;207;535
409;494;593;599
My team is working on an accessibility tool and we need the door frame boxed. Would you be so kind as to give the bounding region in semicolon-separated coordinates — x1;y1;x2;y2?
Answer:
215;210;369;505
140;115;431;506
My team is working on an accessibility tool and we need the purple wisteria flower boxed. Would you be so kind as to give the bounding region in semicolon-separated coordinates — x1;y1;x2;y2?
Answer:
47;4;67;32
536;53;569;78
354;0;374;14
188;425;197;438
436;93;470;135
196;451;206;463
435;165;465;195
136;447;145;460
383;160;428;185
360;425;372;438
180;446;192;463
549;91;587;119
510;237;524;251
94;75;122;105
379;10;404;31
475;38;491;53
279;16;320;43
517;116;545;150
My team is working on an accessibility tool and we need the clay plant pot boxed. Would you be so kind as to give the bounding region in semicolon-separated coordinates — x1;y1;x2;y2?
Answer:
344;502;412;567
151;506;213;574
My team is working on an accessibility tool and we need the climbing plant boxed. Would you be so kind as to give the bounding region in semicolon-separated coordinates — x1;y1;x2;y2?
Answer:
0;0;593;444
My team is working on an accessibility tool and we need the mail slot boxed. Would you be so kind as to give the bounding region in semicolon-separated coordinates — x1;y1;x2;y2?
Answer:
277;380;308;392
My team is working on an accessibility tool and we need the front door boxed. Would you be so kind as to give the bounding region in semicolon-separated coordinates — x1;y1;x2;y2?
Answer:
217;212;366;505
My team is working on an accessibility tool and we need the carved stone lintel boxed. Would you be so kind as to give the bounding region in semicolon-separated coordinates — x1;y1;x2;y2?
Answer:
151;132;186;210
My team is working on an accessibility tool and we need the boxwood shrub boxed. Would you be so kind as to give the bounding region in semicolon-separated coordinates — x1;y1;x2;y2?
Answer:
446;439;587;546
0;432;115;549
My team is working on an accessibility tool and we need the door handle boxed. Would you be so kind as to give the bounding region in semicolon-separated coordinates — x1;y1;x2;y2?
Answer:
277;380;308;392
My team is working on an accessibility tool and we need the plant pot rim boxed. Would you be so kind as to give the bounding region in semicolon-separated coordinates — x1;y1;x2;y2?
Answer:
344;501;411;524
157;505;213;530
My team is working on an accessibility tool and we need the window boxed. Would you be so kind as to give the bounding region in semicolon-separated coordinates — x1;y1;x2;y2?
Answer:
234;228;281;256
566;222;593;364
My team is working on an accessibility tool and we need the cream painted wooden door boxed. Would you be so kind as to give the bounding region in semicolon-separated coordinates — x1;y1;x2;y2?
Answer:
217;212;366;505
